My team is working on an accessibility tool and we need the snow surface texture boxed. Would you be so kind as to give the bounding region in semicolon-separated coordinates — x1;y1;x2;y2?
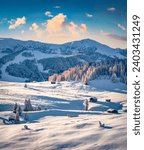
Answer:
0;80;127;150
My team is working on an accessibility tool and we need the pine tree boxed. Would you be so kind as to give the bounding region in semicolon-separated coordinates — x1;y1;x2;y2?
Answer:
13;103;18;113
23;99;34;111
17;105;22;115
15;112;20;122
24;84;27;88
112;64;118;74
111;73;117;83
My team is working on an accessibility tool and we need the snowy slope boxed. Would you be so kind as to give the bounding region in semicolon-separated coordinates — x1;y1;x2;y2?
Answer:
0;80;127;150
0;38;126;82
63;39;126;58
0;38;126;57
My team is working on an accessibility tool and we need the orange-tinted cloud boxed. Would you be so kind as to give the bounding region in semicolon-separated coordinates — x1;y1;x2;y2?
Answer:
9;16;26;29
29;23;43;37
67;22;87;37
46;13;66;33
100;31;126;41
67;22;78;32
45;13;87;38
79;24;87;33
67;22;79;37
28;13;88;43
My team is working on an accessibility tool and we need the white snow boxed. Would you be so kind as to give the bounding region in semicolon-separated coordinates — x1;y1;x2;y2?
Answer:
63;39;126;59
0;38;127;83
33;51;75;59
0;80;127;150
0;49;77;82
0;52;33;82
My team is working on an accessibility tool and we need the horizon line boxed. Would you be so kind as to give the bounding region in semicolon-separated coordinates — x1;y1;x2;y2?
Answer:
0;37;127;50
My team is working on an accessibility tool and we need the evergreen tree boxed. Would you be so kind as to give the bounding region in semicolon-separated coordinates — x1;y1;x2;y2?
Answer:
13;103;18;113
23;99;34;111
17;105;22;115
111;73;117;83
15;112;20;122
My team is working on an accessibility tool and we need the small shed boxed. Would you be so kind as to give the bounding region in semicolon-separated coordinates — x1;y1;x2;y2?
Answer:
106;99;111;102
89;97;97;102
51;81;56;84
107;109;118;114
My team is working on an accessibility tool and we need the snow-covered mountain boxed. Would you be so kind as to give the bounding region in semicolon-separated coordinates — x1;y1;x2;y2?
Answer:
0;38;127;82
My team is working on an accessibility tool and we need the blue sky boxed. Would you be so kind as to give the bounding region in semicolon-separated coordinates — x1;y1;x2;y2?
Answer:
0;0;127;48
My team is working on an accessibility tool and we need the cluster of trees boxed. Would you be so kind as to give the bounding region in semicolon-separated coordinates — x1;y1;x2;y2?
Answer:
49;59;127;84
22;52;33;57
38;56;82;73
0;50;24;79
0;50;23;69
6;59;43;82
12;99;34;122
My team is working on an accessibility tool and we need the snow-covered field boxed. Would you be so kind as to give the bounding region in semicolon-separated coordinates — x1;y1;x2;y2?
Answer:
0;80;127;150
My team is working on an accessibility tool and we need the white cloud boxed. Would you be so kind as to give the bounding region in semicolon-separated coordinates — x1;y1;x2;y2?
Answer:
9;16;26;29
45;13;87;38
67;22;78;32
117;24;126;31
67;22;87;37
54;6;61;9
29;23;39;31
85;13;93;18
29;23;43;37
45;11;53;17
46;13;66;33
29;13;88;41
107;7;116;12
79;24;87;33
67;22;79;37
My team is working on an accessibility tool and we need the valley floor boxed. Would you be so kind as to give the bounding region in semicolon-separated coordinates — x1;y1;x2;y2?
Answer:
0;80;127;150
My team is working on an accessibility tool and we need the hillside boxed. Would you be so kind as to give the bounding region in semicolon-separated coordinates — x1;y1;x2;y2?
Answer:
0;38;126;82
0;80;127;150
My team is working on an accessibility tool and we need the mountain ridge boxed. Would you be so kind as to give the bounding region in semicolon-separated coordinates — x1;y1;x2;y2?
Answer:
0;37;126;50
0;38;127;82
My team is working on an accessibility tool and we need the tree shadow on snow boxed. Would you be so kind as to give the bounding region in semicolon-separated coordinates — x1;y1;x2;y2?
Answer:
27;109;100;123
31;95;84;111
89;81;127;94
89;101;123;112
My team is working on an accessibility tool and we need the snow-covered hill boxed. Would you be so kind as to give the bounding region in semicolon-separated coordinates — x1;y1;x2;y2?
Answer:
0;80;127;150
0;38;127;82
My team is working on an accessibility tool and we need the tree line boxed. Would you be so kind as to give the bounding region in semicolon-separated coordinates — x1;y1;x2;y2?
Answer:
49;59;127;84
